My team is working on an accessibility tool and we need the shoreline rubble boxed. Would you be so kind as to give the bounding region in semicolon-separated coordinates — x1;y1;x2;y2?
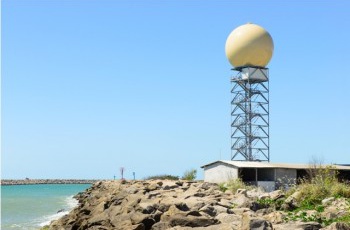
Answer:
1;179;100;185
45;180;350;230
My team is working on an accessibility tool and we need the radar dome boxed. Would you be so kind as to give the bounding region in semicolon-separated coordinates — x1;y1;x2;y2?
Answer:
225;23;274;68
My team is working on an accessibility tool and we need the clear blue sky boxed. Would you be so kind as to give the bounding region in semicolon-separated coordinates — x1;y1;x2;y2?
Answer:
2;0;350;179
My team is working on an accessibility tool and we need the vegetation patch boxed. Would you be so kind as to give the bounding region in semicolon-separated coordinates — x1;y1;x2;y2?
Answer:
286;166;350;208
219;178;255;193
182;169;197;181
144;174;179;180
281;164;350;227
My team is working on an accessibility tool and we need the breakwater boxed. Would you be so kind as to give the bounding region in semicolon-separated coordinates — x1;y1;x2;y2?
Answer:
1;179;101;185
45;180;350;230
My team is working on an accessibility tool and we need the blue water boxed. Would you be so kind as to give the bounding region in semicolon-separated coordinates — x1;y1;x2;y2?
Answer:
1;184;91;230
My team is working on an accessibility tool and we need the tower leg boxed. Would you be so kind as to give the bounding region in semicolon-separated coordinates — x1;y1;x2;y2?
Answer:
231;67;269;162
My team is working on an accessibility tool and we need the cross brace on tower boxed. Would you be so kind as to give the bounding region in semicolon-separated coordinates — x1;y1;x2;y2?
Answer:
231;67;270;161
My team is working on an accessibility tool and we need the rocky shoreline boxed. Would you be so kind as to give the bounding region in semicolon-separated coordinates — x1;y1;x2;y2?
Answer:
45;180;350;230
1;179;100;185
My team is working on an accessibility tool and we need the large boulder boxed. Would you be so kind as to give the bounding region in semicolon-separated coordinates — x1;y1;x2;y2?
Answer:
321;222;350;230
283;191;302;210
241;212;273;230
46;180;349;230
160;204;218;228
274;222;322;230
268;190;285;200
322;197;335;206
263;211;285;224
232;193;252;208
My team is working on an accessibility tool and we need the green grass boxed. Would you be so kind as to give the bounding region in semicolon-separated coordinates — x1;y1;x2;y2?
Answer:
282;166;350;226
182;169;197;181
256;198;274;206
284;210;350;226
144;174;179;180
286;166;350;208
219;178;254;193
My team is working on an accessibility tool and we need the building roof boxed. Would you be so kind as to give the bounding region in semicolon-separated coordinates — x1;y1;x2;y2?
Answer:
201;160;350;170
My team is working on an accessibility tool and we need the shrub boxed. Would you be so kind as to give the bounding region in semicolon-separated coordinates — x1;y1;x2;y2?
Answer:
182;169;197;181
145;174;179;180
330;182;350;198
219;183;228;192
288;165;350;208
221;178;254;193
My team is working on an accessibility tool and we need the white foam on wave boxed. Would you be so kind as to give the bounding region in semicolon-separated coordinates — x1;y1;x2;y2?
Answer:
38;211;70;227
10;224;23;228
65;195;79;210
38;196;79;227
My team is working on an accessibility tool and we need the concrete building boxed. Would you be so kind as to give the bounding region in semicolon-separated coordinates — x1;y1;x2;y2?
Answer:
201;161;350;192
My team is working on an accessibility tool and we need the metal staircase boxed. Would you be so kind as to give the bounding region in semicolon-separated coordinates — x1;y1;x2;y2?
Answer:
231;67;270;161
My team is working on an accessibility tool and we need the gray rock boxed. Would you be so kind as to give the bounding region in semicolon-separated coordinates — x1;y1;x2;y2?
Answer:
110;219;133;229
274;221;322;230
130;212;152;225
132;224;146;230
175;181;184;186
231;207;251;215
157;203;170;213
168;215;218;227
167;223;233;230
212;204;228;214
126;186;140;194
255;207;274;216
321;222;350;230
186;210;202;217
199;205;217;217
188;201;206;211
322;197;335;206
283;191;302;210
258;193;270;200
247;188;266;199
322;206;348;219
46;180;347;230
250;201;269;212
250;219;273;230
175;202;190;211
200;182;216;190
147;183;160;191
269;190;284;200
263;211;284;224
88;212;109;226
137;203;157;214
163;184;179;190
236;189;248;196
217;200;232;209
87;226;111;230
232;193;252;208
151;222;171;230
215;212;241;223
241;214;273;230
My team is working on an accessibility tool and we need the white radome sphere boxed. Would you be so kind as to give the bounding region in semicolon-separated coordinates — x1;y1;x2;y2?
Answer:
225;23;274;68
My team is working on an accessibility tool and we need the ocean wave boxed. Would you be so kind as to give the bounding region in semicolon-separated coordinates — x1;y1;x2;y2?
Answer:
65;195;79;210
38;196;78;227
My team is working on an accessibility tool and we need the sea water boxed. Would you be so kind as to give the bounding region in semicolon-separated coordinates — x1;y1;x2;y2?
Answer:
1;184;91;230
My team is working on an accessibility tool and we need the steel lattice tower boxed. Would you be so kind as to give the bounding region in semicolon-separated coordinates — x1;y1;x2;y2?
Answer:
231;66;269;161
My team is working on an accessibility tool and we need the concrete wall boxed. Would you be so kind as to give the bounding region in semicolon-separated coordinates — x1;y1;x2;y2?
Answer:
275;168;297;189
203;163;298;189
203;163;238;183
257;181;275;192
257;168;275;181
